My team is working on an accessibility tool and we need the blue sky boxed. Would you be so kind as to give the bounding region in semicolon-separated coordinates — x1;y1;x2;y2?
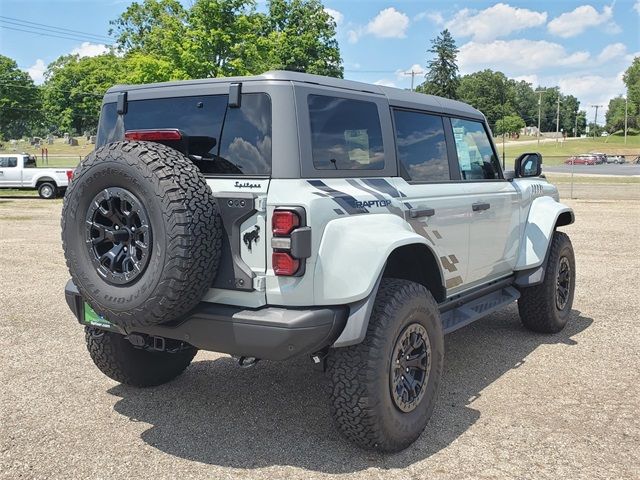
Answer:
1;0;639;122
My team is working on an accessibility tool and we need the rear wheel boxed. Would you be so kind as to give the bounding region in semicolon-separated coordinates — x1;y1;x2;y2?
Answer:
85;327;197;387
327;279;444;452
38;182;56;199
518;231;575;333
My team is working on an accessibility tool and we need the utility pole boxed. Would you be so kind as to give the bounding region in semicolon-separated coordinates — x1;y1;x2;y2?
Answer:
404;70;420;92
535;89;545;146
574;114;578;138
624;96;628;145
555;95;561;143
591;105;603;139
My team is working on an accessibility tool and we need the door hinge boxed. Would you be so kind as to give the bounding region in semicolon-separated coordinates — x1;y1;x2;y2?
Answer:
254;195;267;212
252;275;266;292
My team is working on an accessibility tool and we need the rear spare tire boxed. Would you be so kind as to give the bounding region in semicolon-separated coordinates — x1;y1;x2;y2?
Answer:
61;141;222;329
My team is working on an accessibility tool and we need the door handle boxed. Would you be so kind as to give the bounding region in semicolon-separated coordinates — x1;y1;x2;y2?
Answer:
472;202;490;212
409;207;435;218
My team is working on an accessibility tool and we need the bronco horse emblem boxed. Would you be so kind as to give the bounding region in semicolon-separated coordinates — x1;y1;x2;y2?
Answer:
243;225;260;252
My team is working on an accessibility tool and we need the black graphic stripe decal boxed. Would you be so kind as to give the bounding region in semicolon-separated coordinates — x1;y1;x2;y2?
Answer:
307;180;368;214
361;178;406;198
346;179;405;218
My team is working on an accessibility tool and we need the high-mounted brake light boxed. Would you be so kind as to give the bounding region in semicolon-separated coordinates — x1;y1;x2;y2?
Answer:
124;129;182;141
272;210;300;236
272;252;300;276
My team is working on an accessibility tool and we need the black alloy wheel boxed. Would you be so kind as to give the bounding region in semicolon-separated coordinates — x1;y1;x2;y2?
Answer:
85;187;152;285
390;323;432;413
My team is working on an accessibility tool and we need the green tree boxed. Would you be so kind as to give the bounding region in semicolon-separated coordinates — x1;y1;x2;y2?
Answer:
417;29;459;99
264;0;342;77
457;69;515;128
495;115;525;136
623;57;640;127
42;54;126;134
606;96;636;132
508;79;538;127
0;55;42;139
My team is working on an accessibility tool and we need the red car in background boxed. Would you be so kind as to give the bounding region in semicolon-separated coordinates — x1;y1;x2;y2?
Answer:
566;155;597;165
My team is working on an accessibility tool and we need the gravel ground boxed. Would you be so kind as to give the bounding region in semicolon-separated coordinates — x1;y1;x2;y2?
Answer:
1;188;639;480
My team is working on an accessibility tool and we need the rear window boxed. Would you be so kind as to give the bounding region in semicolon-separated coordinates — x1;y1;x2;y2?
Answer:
308;95;384;170
0;157;17;167
96;93;272;176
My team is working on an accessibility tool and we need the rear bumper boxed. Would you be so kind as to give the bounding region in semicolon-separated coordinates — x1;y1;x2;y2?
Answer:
65;280;347;361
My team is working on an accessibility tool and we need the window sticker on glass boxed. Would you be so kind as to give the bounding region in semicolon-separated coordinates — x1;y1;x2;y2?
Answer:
344;129;370;165
453;127;472;171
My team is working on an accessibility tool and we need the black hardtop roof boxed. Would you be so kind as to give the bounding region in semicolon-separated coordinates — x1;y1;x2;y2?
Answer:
106;70;484;120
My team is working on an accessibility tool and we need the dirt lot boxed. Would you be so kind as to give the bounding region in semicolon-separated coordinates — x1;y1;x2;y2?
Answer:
1;186;639;480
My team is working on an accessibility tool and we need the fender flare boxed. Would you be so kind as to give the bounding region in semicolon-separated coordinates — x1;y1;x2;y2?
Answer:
313;214;441;347
514;196;574;286
33;176;57;188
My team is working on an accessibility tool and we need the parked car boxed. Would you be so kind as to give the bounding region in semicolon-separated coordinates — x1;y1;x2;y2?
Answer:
0;153;73;198
566;155;596;165
605;155;626;164
61;70;576;452
590;152;607;164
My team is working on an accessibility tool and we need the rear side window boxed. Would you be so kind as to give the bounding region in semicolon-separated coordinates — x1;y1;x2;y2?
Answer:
97;93;272;176
451;118;500;180
308;95;384;170
393;110;449;182
0;157;17;167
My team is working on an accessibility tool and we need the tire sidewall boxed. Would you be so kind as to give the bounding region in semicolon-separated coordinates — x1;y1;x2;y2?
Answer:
372;288;444;446
39;183;55;199
549;236;576;325
64;155;168;315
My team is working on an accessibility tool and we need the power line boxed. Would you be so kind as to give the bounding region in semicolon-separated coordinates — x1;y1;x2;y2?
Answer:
0;82;104;97
0;24;111;44
0;16;111;43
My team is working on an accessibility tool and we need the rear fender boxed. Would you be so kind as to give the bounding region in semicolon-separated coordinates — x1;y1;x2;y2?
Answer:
314;214;436;305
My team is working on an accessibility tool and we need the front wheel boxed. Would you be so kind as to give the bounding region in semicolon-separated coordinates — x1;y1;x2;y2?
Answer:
518;231;575;333
327;279;444;452
38;182;56;199
85;327;197;387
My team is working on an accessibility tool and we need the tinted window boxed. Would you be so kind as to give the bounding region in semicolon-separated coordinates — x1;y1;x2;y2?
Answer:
24;156;37;168
0;157;17;168
308;95;384;170
451;119;500;180
97;94;272;176
218;93;272;175
96;103;118;146
126;95;227;160
393;110;449;181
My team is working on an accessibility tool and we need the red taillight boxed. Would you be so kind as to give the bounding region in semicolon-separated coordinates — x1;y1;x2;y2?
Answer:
124;129;182;141
272;252;300;276
66;170;73;181
272;210;300;236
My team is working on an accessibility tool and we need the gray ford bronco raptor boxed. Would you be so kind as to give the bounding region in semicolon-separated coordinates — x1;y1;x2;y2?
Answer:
62;71;575;452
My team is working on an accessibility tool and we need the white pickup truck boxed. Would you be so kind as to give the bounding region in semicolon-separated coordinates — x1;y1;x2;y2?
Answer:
0;153;73;198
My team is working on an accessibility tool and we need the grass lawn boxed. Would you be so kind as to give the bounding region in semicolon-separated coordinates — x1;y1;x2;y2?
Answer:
545;174;640;184
1;137;92;168
498;135;640;166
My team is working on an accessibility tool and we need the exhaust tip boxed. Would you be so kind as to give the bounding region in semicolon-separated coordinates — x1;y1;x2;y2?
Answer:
236;356;259;368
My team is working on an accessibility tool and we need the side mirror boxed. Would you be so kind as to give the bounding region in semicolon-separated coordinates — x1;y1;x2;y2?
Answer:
514;152;542;178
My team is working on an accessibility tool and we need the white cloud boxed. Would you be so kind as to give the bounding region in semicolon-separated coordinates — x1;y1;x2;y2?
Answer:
446;3;547;42
26;59;46;84
415;11;444;25
635;1;640;14
458;39;590;74
395;63;425;81
597;43;627;63
555;72;625;120
547;4;619;38
374;79;397;88
325;8;344;26
513;74;539;86
348;7;409;43
70;42;109;58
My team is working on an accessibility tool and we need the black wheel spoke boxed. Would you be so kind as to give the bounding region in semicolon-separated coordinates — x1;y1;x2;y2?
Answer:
85;188;152;285
404;351;427;369
390;323;431;413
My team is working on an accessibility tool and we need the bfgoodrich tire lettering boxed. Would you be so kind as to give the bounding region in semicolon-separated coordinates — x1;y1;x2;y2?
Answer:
327;279;444;452
518;231;576;333
61;141;223;329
